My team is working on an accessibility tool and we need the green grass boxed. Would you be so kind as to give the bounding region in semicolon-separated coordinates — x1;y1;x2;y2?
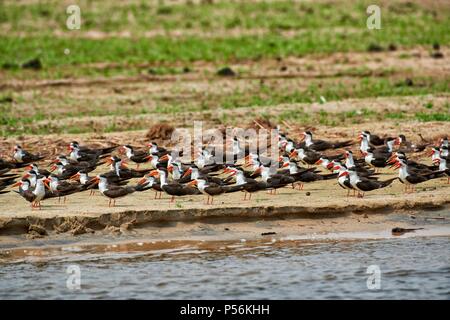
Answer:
0;0;448;78
1;77;448;136
1;0;447;33
415;112;450;122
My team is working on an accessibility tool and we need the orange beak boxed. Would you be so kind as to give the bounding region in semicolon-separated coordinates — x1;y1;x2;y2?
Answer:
181;168;192;178
326;162;334;169
149;170;159;178
187;180;197;186
315;159;323;165
43;178;51;190
392;161;401;169
159;154;169;162
289;151;298;158
338;171;349;178
50;165;57;172
138;177;147;185
387;154;396;164
12;181;22;187
253;167;262;175
281;162;289;168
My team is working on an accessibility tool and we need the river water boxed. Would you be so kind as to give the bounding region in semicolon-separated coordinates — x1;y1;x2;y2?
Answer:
0;234;449;299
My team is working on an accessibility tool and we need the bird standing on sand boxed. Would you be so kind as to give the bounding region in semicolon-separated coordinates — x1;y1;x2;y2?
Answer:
15;177;48;209
394;159;444;193
300;131;353;151
93;174;136;207
344;168;396;198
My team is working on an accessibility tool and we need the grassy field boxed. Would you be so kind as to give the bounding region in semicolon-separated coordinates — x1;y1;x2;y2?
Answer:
0;0;448;137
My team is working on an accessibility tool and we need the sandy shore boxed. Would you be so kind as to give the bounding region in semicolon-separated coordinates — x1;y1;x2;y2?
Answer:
1;163;449;240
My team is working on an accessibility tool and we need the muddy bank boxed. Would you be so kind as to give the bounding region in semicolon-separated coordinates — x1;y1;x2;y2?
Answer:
1;207;449;263
1;192;449;238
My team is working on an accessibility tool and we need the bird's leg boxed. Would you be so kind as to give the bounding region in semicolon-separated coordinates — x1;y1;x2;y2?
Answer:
64;196;67;203
211;197;214;205
159;192;162;199
136;164;140;170
243;192;247;201
249;192;252;200
291;183;295;189
38;202;42;210
108;199;111;207
346;189;350;197
171;196;175;203
154;191;157;199
58;197;61;203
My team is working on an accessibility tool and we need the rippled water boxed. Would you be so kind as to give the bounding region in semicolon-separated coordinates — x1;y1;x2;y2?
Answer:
1;236;449;299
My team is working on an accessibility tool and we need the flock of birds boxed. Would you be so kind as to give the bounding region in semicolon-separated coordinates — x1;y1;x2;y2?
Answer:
0;129;449;210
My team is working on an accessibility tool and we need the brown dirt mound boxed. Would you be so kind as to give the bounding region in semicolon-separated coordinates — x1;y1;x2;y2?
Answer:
248;117;275;131
145;123;175;141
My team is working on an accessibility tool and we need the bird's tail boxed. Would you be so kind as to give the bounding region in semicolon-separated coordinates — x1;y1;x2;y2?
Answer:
224;185;245;193
423;170;445;180
381;177;397;187
333;140;354;149
320;173;339;180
